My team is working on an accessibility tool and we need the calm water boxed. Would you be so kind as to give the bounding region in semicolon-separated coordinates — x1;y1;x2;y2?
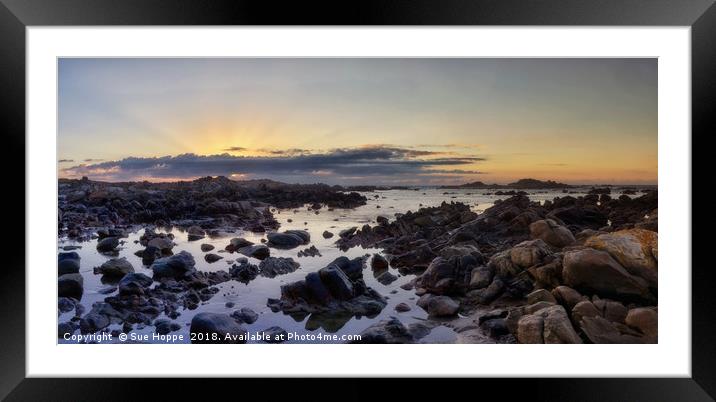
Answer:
58;186;641;344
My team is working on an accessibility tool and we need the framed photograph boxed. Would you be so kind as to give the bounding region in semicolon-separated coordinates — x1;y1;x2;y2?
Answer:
2;0;713;399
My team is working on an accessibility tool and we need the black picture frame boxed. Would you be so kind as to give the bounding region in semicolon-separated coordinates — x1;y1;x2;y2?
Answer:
1;0;713;400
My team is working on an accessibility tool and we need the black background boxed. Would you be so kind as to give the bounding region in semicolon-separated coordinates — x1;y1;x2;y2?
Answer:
1;0;714;400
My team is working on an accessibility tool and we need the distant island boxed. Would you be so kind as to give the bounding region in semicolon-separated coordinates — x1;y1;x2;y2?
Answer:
442;178;572;189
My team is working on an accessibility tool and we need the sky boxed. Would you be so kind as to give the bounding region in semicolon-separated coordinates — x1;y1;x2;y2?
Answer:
58;58;657;185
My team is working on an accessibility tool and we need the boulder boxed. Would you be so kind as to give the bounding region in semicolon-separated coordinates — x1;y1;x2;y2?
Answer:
151;251;196;279
562;249;653;302
350;317;414;344
58;273;84;300
231;308;259;324
580;315;649;343
529;219;575;248
237;244;270;260
79;312;110;334
625;307;658;338
189;312;248;344
509;239;552;269
527;288;557;304
95;257;134;277
371;254;389;270
147;237;173;252
584;229;658;289
416;254;481;295
58;252;81;275
186;225;205;241
322;230;334;239
516;304;582;344
259;257;300;278
418;295;459;317
267;230;310;249
225;238;253;252
96;237;119;252
118;272;153;296
204;253;223;263
551;286;587;310
200;243;215;252
318;265;354;301
469;266;494;289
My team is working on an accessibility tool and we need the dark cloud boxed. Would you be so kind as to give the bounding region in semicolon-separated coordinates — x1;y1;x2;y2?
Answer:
61;145;486;184
83;158;104;162
223;146;247;152
58;159;74;163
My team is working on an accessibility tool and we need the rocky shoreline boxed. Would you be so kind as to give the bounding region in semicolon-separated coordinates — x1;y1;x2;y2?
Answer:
58;177;658;344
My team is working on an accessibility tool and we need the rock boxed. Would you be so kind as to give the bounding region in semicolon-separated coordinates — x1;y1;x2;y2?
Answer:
200;243;215;252
96;237;119;252
584;229;658;289
259;257;300;277
95;257;134;277
319;265;354;300
58;273;84;300
371;254;389;270
118;272;153;296
339;227;357;238
187;225;205;241
593;298;628;323
395;302;411;312
580;315;649;343
58;322;76;338
151;251;196;279
154;318;174;335
571;300;601;324
204;253;223;263
147;237;173;252
237;244;270;260
376;216;389;225
189;312;248;344
516;305;582;344
58;297;76;313
58;252;81;275
416;254;481;295
547;205;608;230
261;326;288;343
141;246;162;265
267;230;310;249
421;295;459;317
297;245;322;257
375;271;398;285
350;317;414;344
527;289;557;304
509;239;552;269
563;249;653;302
529;219;575;248
625;307;658;338
551;286;587;310
229;261;260;283
79;312;110;334
322;230;334;239
231;307;259;324
225;237;254;252
469;266;494;289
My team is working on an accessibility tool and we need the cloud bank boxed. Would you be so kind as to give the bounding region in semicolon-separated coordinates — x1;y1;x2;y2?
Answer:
61;145;486;184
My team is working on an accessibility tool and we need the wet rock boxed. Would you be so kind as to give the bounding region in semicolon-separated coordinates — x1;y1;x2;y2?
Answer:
319;265;354;300
147;237;174;253
189;312;248;344
563;249;653;303
267;230;310;249
231;307;259;324
261;326;288;343
229;261;260;283
418;295;459;317
58;273;84;300
259;257;300;278
529;219;575;248
141;246;162;265
225;237;253;252
95;257;134;277
375;271;398;285
322;230;334;239
58;252;81;275
395;302;411;312
151;251;196;279
154;318;174;335
417;254;482;295
58;297;76;313
79;312;110;334
547;205;607;231
237;244;270;260
376;216;389;225
584;229;658;289
186;225;205;241
339;227;357;238
350;317;415;344
297;245;322;257
371;254;389;270
118;273;153;296
204;253;223;263
200;243;215;252
96;236;119;252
